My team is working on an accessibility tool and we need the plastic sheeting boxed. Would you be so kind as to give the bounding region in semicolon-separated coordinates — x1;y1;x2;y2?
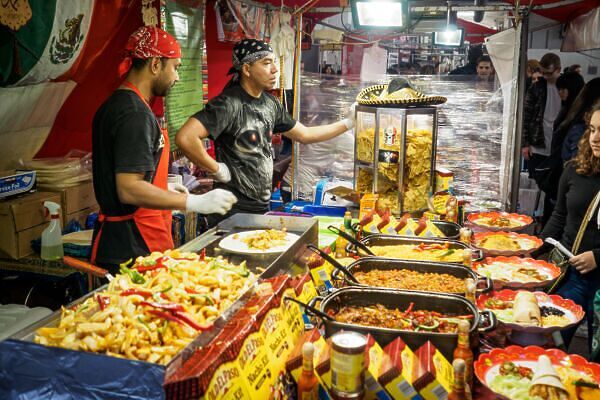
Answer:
0;339;165;400
562;7;600;52
291;72;505;211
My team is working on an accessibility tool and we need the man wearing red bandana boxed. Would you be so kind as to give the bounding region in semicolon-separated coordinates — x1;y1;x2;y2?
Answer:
91;26;237;273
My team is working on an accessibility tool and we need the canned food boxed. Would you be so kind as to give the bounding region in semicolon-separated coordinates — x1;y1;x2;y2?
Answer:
330;331;367;399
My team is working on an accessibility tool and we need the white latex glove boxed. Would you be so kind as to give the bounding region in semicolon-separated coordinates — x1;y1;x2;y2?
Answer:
342;102;357;130
168;182;189;194
185;189;237;215
212;162;231;183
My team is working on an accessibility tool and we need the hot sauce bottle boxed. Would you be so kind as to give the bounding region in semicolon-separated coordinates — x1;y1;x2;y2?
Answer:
453;320;474;391
449;359;469;400
298;342;319;400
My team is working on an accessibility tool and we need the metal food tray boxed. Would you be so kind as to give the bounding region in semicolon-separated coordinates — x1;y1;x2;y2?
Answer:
2;213;318;399
331;257;492;296
362;219;461;240
311;286;496;360
348;234;483;264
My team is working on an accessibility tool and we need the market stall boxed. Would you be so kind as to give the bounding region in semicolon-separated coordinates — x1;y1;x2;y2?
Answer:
1;0;600;399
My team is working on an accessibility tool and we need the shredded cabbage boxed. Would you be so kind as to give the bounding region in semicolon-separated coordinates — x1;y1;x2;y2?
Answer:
489;374;542;400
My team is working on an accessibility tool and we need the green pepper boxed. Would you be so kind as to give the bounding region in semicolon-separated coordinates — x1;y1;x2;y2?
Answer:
120;264;146;284
159;283;173;293
202;295;214;306
416;320;440;331
440;249;455;257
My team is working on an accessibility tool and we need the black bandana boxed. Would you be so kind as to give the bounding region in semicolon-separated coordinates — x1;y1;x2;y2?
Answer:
227;39;274;76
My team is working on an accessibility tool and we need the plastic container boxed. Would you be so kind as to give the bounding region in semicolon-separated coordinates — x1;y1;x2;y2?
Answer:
41;201;63;261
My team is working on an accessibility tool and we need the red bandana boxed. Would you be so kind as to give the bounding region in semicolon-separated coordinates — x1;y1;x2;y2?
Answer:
118;26;181;77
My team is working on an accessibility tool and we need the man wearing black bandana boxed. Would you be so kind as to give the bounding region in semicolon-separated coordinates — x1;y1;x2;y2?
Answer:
176;39;355;226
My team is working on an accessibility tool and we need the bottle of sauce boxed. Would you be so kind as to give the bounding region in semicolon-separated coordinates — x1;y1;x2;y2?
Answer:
298;342;319;400
453;320;474;390
344;211;354;238
459;227;472;245
335;226;348;258
464;278;476;305
449;358;469;400
331;331;366;400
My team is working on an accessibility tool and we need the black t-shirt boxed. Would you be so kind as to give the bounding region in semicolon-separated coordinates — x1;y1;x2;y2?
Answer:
194;84;296;211
91;89;164;265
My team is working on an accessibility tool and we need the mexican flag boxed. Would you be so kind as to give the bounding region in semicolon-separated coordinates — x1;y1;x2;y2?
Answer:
0;0;155;168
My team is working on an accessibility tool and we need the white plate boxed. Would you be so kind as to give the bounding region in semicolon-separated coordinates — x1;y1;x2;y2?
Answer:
218;230;300;254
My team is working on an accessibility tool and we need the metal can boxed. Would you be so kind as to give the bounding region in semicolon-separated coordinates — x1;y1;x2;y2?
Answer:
330;331;367;399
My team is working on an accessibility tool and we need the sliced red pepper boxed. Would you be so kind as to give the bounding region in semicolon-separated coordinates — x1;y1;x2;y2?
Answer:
172;311;213;331
147;309;183;325
133;256;169;273
96;295;110;310
185;287;199;294
120;289;152;298
140;301;184;312
403;302;414;316
199;248;206;260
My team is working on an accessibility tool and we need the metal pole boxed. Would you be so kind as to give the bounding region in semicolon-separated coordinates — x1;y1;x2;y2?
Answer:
291;12;303;201
508;11;529;211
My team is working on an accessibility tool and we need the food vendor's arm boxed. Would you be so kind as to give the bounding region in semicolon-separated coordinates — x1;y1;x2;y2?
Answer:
116;172;187;209
175;117;219;174
282;120;351;144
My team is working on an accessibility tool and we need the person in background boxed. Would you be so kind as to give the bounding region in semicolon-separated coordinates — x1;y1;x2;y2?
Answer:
476;55;494;81
175;39;356;227
419;64;436;75
522;53;562;219
449;45;483;75
565;64;583;75
91;26;236;273
557;79;600;162
540;102;600;356
526;59;542;89
553;72;585;135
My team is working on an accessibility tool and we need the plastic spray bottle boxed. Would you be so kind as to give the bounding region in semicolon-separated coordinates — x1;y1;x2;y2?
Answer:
41;201;64;261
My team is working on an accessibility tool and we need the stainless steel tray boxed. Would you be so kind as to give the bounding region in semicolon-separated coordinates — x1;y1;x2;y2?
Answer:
348;234;483;264
9;213;318;374
331;257;492;295
311;286;495;360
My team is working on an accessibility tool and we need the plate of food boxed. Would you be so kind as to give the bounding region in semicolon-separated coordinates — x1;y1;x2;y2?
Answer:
477;290;584;334
475;345;600;400
472;256;561;290
467;211;533;232
218;229;300;254
472;231;543;257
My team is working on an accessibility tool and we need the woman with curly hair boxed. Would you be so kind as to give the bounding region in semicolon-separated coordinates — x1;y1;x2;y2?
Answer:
541;101;600;355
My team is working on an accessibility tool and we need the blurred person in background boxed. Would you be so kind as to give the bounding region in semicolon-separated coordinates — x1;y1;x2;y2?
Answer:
540;102;600;356
476;55;494;81
557;79;600;162
526;59;542;89
553;72;585;135
449;45;483;75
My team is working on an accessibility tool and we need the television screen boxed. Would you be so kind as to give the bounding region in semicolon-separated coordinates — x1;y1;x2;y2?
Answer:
433;29;465;47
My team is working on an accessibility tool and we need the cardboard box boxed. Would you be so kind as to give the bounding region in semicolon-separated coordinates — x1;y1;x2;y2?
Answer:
41;181;96;215
0;191;62;259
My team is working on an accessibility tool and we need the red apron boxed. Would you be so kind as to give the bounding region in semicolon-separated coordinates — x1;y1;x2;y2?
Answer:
91;82;173;264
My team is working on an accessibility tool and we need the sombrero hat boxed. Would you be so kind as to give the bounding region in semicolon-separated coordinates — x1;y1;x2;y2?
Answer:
356;77;447;107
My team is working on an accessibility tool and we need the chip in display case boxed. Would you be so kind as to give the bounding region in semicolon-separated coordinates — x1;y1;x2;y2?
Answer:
354;104;438;215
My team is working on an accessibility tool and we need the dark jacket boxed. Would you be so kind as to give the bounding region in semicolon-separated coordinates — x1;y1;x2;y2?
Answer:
522;78;548;148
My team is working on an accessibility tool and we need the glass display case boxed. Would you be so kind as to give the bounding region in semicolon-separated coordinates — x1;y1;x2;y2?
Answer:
354;105;438;215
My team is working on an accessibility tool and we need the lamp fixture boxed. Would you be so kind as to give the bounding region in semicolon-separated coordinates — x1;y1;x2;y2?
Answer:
350;0;407;30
